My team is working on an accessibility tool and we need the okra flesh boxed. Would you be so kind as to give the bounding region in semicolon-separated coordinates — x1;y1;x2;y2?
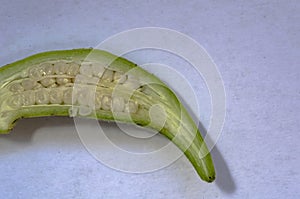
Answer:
0;49;215;182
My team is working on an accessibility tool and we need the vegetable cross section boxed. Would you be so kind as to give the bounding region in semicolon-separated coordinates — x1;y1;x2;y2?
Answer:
0;49;215;182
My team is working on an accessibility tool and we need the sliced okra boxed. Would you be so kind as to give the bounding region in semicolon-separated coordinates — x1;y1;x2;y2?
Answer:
0;49;215;182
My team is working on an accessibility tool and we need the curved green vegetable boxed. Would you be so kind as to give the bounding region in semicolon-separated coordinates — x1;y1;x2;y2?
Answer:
0;49;215;182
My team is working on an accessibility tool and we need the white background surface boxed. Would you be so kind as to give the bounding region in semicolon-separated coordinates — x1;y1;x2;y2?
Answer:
0;1;299;198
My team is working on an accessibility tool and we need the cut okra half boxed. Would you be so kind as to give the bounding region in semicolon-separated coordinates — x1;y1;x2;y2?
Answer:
0;49;215;182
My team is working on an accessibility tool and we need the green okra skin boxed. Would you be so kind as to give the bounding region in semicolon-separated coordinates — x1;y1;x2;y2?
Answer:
0;49;215;182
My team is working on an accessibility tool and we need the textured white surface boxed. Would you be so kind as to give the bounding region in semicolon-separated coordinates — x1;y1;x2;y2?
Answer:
0;1;299;198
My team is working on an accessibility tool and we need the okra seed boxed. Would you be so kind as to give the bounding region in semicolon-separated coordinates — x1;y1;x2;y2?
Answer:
28;67;43;79
40;63;53;75
40;78;56;87
66;62;80;76
49;83;58;88
36;89;49;105
125;101;138;113
101;95;112;111
23;92;35;106
77;89;92;106
21;79;36;90
54;62;67;74
56;77;70;85
9;96;22;108
63;89;73;104
113;71;122;82
101;70;114;82
49;89;63;104
10;83;24;92
112;97;125;112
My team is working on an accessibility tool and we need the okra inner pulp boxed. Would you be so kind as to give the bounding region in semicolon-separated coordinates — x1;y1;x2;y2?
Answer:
0;49;215;182
5;60;141;114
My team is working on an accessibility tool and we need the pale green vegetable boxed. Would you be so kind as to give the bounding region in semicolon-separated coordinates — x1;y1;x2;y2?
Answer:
0;49;215;182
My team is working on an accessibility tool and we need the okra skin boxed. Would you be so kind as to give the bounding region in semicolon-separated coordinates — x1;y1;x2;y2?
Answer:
0;49;215;182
